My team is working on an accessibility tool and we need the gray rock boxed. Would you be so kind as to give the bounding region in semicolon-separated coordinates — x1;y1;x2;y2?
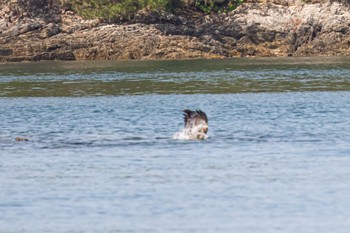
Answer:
2;0;350;61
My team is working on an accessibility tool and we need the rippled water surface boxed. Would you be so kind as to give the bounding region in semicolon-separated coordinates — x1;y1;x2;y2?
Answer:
1;57;350;233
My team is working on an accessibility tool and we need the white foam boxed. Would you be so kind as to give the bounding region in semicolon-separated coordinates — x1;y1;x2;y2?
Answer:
173;129;208;140
173;130;191;140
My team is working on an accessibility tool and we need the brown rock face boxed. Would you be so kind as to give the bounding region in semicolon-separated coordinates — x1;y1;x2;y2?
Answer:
1;0;350;61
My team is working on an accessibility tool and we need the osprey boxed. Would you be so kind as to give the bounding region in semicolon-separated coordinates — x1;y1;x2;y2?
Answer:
182;109;208;140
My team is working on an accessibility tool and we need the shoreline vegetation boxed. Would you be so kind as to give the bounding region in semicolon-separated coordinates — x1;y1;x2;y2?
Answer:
61;0;245;22
1;0;350;62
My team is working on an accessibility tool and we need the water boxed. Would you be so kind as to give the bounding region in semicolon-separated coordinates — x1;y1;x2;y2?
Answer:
1;57;350;233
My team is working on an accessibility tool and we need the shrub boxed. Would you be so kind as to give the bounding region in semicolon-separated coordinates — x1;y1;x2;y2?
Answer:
63;0;245;22
66;0;138;21
195;0;244;14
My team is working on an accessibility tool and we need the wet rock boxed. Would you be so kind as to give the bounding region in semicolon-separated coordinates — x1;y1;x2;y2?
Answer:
0;49;13;56
50;50;75;60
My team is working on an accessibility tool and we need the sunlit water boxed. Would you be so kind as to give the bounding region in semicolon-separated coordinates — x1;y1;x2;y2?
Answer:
1;58;350;233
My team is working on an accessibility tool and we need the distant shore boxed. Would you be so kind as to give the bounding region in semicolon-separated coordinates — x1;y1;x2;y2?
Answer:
1;0;350;62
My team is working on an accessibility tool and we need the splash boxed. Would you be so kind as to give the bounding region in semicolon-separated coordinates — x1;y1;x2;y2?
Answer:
173;128;209;140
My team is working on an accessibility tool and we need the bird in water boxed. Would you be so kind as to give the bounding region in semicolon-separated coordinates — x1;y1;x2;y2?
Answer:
174;109;208;140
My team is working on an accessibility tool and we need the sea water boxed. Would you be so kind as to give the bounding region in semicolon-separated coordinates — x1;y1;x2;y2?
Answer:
1;57;350;233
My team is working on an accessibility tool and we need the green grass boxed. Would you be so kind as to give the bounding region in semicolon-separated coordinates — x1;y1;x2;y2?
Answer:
62;0;246;22
195;0;244;14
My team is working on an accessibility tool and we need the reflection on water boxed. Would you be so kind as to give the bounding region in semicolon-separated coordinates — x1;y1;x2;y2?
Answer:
1;57;350;97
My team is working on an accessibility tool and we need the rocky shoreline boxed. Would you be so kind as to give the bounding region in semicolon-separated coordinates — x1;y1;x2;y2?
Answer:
1;0;350;62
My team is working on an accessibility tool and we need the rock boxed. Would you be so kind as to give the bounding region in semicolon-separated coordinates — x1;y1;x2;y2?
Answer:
1;0;350;61
0;49;13;56
40;23;60;38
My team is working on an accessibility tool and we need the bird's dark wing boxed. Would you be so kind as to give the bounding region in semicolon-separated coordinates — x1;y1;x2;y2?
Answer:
183;109;195;127
183;109;208;127
195;110;208;124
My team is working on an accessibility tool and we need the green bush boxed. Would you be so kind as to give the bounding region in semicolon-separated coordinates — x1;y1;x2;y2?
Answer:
62;0;245;22
195;0;244;14
64;0;182;22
